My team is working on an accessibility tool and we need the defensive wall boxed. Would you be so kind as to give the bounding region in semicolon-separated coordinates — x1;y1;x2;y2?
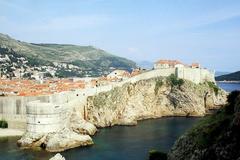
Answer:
0;67;215;131
26;100;67;133
0;95;49;129
176;67;215;84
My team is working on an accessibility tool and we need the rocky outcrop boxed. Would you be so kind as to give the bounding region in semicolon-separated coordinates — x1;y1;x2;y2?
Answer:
70;107;97;136
86;77;227;127
17;128;93;152
167;91;240;160
17;102;97;152
49;153;65;160
18;75;227;152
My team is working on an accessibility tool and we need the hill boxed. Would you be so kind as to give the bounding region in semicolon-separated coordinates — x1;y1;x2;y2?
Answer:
215;71;240;81
0;33;136;78
137;60;154;69
215;71;230;77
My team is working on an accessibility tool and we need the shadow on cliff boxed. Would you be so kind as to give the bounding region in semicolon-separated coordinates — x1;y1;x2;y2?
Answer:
149;90;240;160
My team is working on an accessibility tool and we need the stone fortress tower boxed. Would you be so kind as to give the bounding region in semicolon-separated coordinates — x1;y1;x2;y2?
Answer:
26;100;67;133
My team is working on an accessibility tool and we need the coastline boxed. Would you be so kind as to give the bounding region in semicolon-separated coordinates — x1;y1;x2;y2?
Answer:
217;81;240;83
0;129;24;137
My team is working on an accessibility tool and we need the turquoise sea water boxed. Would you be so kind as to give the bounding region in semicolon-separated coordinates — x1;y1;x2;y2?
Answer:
0;117;200;160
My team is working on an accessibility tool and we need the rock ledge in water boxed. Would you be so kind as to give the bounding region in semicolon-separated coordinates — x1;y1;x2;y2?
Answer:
17;128;94;152
49;153;65;160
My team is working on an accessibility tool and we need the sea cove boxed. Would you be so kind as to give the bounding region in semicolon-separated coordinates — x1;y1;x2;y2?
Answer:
0;117;200;160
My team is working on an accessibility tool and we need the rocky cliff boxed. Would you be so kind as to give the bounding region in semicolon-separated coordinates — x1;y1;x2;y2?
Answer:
167;90;240;160
86;76;226;128
18;75;227;152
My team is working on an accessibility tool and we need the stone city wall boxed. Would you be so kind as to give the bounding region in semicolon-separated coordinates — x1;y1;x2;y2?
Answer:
176;67;215;84
0;68;215;130
0;95;49;129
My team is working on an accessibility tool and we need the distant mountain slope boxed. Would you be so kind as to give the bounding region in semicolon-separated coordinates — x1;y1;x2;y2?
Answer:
137;61;154;69
215;71;240;81
0;33;136;77
215;71;230;77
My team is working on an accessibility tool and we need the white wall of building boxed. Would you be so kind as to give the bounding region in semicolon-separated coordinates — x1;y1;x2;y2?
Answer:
176;67;215;84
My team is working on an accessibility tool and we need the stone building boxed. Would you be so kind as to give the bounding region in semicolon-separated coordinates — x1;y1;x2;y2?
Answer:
153;59;215;84
107;69;130;81
154;60;184;69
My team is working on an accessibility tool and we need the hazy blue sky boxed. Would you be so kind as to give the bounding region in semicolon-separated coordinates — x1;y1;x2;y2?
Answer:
0;0;240;72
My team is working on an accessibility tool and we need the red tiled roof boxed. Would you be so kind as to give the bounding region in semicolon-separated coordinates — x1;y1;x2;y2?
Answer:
155;60;183;65
191;63;200;67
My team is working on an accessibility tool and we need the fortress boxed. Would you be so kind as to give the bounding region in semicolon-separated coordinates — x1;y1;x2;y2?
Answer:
0;60;215;134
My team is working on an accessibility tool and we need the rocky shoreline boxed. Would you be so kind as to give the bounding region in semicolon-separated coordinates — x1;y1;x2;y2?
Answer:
166;91;240;160
49;153;65;160
17;76;227;152
17;122;96;152
217;81;240;84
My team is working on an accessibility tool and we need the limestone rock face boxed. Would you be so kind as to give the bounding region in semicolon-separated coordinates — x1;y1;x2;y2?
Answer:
45;128;93;152
17;132;46;148
49;153;65;160
86;78;227;127
70;120;97;136
167;92;240;160
70;108;97;135
18;128;93;152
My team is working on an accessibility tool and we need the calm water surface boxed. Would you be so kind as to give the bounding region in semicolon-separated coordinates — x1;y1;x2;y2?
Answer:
217;82;240;92
0;117;200;160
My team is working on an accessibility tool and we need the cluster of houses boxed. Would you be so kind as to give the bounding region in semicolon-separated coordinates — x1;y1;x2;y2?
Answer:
0;69;142;96
0;59;206;96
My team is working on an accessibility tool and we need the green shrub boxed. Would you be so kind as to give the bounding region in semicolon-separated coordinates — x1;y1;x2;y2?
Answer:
149;150;167;160
188;107;233;149
155;80;163;95
207;82;220;95
227;90;240;105
167;74;184;87
0;120;8;128
225;90;240;114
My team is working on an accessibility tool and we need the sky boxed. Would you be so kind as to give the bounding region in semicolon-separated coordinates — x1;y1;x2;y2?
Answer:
0;0;240;72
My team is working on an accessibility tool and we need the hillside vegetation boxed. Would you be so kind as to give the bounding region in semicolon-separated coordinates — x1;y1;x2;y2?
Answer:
215;71;240;81
0;33;136;77
167;90;240;160
149;90;240;160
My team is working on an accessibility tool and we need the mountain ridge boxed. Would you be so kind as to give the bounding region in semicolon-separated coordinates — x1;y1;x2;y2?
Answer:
215;71;240;81
0;33;136;78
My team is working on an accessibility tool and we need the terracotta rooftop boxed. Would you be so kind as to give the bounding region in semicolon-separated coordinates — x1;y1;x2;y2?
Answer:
155;60;183;65
191;63;200;68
